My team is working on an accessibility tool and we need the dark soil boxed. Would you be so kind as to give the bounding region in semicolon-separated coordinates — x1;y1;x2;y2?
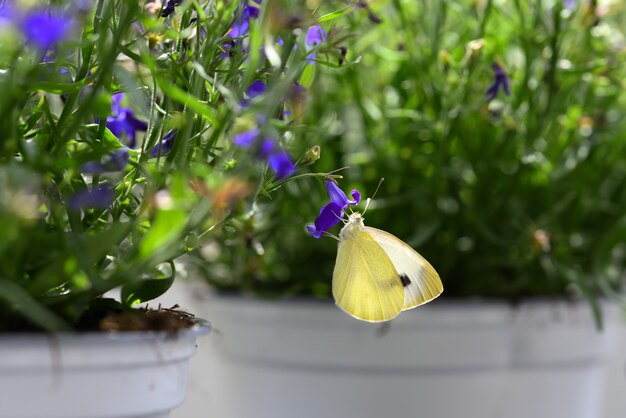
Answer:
97;307;196;332
0;301;198;334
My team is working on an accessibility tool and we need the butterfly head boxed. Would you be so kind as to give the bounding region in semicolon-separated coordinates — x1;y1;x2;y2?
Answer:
339;212;365;240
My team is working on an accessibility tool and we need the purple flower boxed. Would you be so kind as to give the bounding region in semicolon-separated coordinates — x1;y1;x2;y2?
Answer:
306;25;326;46
240;80;266;107
246;80;266;99
486;62;511;101
68;184;114;210
0;3;10;16
81;149;130;174
255;137;295;178
150;130;177;157
258;138;276;158
20;10;72;51
268;150;296;179
227;3;260;38
222;2;261;57
305;25;326;63
306;181;361;239
233;128;261;148
106;93;148;148
233;129;296;179
161;0;184;17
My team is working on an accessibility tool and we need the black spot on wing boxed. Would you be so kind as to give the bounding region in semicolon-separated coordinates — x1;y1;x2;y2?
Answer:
400;274;411;287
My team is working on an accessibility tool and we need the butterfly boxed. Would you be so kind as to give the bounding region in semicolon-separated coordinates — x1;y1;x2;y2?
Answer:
332;212;443;322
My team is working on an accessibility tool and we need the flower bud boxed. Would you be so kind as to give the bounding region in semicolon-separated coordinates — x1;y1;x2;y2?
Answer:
300;145;321;166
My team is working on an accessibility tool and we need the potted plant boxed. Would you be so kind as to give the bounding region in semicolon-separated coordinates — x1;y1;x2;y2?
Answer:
174;1;626;418
0;0;306;417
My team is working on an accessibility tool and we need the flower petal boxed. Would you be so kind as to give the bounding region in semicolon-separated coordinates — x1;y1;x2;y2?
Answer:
68;185;114;210
150;130;177;157
246;80;266;99
305;25;326;46
21;10;72;50
105;95;147;148
127;115;148;132
111;92;124;114
243;5;260;20
486;62;511;100
268;150;296;180
348;189;361;206
258;138;277;158
233;128;260;148
325;180;348;207
305;224;324;239
306;201;344;239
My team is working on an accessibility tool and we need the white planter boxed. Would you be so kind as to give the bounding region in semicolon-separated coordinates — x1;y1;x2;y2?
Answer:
0;321;210;418
188;292;622;418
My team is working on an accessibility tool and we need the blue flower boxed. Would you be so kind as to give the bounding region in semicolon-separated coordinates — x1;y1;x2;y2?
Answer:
268;151;296;179
246;80;266;99
233;128;261;148
106;93;148;149
221;2;261;58
161;0;184;17
19;9;73;51
240;80;266;107
486;62;511;101
306;25;326;46
233;129;296;179
81;149;130;174
258;138;277;158
306;181;361;239
150;130;177;157
305;25;326;63
259;139;296;179
68;184;114;210
227;3;260;38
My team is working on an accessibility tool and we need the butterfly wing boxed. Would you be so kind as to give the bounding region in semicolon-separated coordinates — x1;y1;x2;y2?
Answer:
332;230;405;322
364;227;443;310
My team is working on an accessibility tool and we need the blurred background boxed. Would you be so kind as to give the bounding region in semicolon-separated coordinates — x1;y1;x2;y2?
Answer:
193;0;626;310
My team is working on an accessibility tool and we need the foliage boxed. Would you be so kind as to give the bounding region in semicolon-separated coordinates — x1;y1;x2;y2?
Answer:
0;0;333;331
195;0;626;313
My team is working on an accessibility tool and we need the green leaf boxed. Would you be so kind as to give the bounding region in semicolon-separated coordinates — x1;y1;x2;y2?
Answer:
82;223;133;265
150;67;219;126
121;262;176;306
299;64;316;89
30;79;89;95
138;175;189;263
317;4;352;23
83;125;125;150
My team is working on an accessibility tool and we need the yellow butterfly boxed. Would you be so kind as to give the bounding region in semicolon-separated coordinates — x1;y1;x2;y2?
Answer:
333;212;443;322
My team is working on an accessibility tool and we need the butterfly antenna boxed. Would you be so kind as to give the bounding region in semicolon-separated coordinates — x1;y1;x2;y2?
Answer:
363;198;372;215
362;178;384;216
323;231;340;241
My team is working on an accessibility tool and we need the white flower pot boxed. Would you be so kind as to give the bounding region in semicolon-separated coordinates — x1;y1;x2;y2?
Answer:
0;322;210;418
185;291;622;418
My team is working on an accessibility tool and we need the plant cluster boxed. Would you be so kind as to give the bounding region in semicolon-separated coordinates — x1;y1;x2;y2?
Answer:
2;0;625;331
0;0;343;331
